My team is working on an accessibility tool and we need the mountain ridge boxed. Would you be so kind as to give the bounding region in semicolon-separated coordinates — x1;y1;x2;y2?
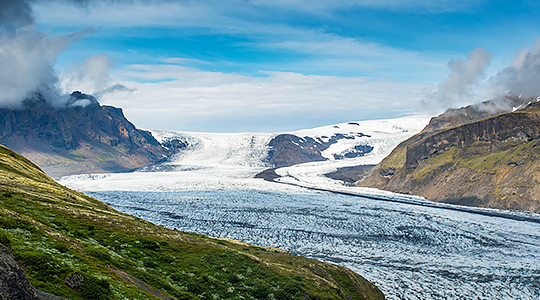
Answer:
0;92;171;178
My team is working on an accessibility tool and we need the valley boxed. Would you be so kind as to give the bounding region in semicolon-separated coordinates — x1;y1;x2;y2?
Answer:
88;189;540;300
2;1;540;299
57;113;540;300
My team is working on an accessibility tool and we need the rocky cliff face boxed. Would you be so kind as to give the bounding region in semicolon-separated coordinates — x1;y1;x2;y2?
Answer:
422;95;537;132
359;101;540;213
0;92;171;177
268;132;372;168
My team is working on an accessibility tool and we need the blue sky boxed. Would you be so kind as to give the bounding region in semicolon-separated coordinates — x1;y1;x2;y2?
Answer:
4;0;540;132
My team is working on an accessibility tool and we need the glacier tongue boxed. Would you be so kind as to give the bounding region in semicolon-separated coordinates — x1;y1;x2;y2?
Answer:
148;130;276;168
58;114;540;300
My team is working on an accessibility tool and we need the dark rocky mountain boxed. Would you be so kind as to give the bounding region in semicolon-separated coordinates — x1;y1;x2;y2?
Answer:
0;92;172;178
267;132;372;168
358;101;540;213
268;134;327;168
255;132;373;179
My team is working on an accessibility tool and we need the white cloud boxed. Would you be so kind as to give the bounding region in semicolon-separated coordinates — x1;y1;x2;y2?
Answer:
100;62;433;132
33;2;222;29
60;53;117;94
32;0;453;82
161;57;209;65
424;47;493;110
0;28;93;108
491;36;540;97
252;29;448;78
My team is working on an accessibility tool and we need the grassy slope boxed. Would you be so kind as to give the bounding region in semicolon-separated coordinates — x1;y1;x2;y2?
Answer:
0;145;384;300
358;104;540;212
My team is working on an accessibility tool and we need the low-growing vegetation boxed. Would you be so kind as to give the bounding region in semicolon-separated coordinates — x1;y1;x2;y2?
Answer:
0;144;384;300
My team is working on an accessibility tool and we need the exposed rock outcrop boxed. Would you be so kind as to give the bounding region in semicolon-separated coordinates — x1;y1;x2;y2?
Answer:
267;132;371;167
324;165;376;183
254;168;281;180
268;134;327;167
0;243;41;300
0;244;67;300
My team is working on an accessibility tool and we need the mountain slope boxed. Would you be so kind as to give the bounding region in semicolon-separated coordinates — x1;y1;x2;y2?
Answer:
0;92;170;178
0;144;384;300
358;102;540;213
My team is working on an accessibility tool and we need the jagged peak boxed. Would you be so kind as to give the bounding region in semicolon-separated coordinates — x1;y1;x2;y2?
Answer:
17;91;101;110
65;91;100;108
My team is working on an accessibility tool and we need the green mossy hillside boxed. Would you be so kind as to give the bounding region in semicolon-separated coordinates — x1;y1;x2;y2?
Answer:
0;144;384;300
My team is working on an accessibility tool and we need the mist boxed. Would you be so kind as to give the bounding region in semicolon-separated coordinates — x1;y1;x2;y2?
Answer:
423;47;492;111
0;0;106;109
59;53;132;96
0;27;97;108
492;36;540;97
425;35;540;115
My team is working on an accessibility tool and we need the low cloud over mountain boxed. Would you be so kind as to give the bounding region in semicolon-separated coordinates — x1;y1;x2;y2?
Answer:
0;0;129;109
426;36;540;112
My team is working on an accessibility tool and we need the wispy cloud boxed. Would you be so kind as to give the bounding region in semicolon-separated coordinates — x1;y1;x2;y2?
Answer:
33;0;453;81
59;53;132;96
491;36;540;97
101;62;432;132
249;0;484;14
424;47;493;110
250;29;449;79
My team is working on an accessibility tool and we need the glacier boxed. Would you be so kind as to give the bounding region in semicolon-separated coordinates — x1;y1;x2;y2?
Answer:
60;115;429;193
59;115;540;300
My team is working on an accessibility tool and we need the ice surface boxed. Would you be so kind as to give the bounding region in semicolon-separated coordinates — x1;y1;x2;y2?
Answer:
89;190;540;300
277;115;430;190
288;115;428;162
149;130;275;168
